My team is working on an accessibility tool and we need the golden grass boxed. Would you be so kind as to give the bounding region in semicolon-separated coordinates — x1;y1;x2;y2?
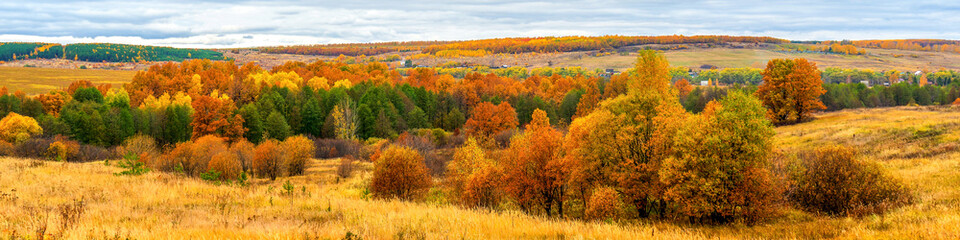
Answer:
2;106;960;239
0;67;135;95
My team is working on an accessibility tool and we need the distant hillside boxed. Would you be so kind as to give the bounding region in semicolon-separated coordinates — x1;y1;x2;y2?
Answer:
0;42;226;62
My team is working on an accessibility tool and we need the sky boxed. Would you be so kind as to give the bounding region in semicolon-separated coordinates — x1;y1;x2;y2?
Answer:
1;0;959;48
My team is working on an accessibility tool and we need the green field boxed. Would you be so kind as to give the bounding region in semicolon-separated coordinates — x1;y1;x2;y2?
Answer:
0;66;135;94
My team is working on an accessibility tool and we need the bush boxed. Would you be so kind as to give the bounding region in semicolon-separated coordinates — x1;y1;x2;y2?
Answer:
0;112;43;144
462;165;502;209
15;138;53;159
253;139;283;180
336;158;356;179
75;144;114;162
282;135;315;176
208;151;242;180
314;138;361;159
230;140;255;173
116;134;157;159
46;141;76;161
370;145;432;200
790;146;912;216
397;132;443;176
585;187;622;221
182;135;228;176
0;140;13;156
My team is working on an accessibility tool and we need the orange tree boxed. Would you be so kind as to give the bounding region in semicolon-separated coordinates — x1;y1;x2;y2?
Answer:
755;58;826;124
502;109;568;216
464;101;518;139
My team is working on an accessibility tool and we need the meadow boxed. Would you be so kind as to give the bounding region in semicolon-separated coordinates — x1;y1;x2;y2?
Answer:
2;106;958;239
0;67;135;95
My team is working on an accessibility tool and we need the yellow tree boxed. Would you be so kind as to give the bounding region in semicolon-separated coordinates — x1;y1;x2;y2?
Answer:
563;50;687;218
0;112;42;143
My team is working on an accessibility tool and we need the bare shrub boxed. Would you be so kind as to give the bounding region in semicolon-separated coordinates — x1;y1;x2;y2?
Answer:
314;138;362;159
336;157;356;179
398;132;444;176
15;137;54;159
57;198;85;236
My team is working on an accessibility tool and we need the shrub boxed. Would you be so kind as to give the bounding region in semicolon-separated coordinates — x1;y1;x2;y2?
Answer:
462;165;502;209
208;151;242;180
397;132;443;176
282;135;315;176
585;187;622;221
230;140;255;173
75;144;114;162
116;134;157;159
183;135;229;176
370;145;432;200
46;141;76;161
314;138;362;159
14;137;53;159
0;140;13;156
336;158;356;179
0;112;42;143
253;139;283;180
790;146;912;216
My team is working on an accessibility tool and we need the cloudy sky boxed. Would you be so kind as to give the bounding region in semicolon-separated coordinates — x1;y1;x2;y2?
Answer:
1;0;958;48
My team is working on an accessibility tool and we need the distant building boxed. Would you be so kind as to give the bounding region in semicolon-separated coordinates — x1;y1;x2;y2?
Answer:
700;80;710;86
860;80;871;87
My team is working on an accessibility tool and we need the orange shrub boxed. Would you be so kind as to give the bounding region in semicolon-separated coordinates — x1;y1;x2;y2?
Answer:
253;139;283;180
462;165;502;209
0;140;13;156
281;135;315;176
208;151;242;180
230;140;255;173
182;135;229;176
585;187;622;221
371;145;432;200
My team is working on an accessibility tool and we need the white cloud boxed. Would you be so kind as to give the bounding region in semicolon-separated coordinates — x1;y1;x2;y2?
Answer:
0;0;958;47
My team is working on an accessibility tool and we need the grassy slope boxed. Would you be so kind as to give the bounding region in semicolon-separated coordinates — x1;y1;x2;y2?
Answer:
0;67;136;95
2;107;960;239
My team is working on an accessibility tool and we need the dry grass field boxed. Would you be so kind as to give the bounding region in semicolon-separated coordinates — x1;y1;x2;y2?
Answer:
2;106;960;239
0;67;136;95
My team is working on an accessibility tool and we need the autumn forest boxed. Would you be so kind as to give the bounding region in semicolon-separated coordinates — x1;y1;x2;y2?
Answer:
1;33;960;239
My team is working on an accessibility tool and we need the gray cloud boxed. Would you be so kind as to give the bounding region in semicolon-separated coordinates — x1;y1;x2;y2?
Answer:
0;0;958;48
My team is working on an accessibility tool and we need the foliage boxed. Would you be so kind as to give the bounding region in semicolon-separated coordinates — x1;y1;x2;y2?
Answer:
502;109;568;216
585;187;622;221
370;145;432;200
0;42;225;62
282;135;316;176
464;101;518;138
0;112;42;143
662;91;781;224
116;153;150;176
755;58;826;124
789;146;912;216
253;139;283;180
